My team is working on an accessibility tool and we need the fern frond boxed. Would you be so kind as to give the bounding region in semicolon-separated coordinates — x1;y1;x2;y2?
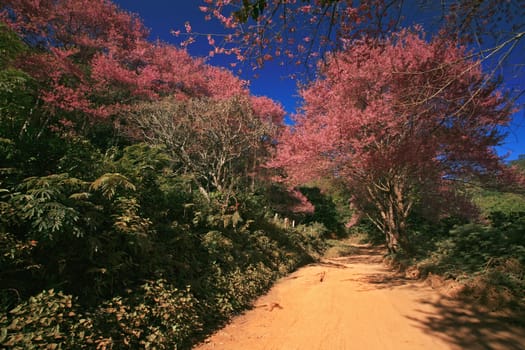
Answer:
69;192;91;200
90;173;136;199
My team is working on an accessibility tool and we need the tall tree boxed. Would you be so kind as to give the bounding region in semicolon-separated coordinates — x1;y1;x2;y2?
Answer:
128;95;283;204
270;29;515;253
0;0;250;137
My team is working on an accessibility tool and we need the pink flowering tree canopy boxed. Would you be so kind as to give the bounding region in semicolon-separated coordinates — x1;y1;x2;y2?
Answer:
0;0;288;208
270;29;515;253
195;0;523;93
0;0;255;132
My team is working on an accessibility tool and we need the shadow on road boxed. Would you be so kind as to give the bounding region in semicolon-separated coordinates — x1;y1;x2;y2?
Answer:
325;244;417;290
327;244;386;264
411;298;525;350
331;243;525;349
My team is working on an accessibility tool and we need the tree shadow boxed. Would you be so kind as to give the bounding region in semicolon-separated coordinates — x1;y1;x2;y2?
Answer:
329;244;417;290
323;241;525;348
409;297;525;350
339;274;416;292
329;244;388;265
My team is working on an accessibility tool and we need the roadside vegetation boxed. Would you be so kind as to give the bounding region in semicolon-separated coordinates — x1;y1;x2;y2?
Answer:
407;182;525;312
352;166;525;313
0;6;324;347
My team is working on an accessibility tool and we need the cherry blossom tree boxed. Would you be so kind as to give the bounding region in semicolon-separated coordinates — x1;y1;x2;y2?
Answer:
191;0;392;71
1;0;148;118
270;29;515;253
197;0;524;91
0;0;252;135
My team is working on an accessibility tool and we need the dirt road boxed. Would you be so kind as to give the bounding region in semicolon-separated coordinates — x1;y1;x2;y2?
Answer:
195;244;525;350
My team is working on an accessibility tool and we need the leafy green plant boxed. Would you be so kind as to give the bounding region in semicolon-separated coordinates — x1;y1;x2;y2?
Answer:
11;174;89;239
0;289;92;349
91;280;201;349
90;173;136;200
410;213;525;309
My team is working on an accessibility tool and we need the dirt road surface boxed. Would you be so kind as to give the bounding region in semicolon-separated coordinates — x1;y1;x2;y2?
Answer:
194;244;525;350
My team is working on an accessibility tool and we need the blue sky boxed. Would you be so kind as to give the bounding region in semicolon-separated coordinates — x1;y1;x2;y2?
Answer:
112;0;525;161
112;0;302;117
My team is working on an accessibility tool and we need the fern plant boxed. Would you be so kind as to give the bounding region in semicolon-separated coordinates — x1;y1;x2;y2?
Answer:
90;173;136;200
11;174;89;239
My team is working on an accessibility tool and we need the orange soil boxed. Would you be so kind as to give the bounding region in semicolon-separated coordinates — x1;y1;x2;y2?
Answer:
194;245;525;350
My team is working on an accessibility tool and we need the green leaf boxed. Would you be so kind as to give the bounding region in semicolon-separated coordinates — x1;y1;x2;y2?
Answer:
0;326;7;343
90;173;136;199
232;211;243;227
68;192;90;200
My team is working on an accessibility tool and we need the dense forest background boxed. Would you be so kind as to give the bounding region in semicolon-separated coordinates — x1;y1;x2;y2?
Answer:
1;0;524;349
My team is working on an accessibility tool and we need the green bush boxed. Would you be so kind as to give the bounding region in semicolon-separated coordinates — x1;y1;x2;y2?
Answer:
411;213;525;309
0;289;92;349
204;262;276;315
0;281;203;349
0;130;326;348
91;280;200;349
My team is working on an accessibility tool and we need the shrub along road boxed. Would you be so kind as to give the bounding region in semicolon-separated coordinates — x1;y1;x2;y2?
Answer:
195;244;525;350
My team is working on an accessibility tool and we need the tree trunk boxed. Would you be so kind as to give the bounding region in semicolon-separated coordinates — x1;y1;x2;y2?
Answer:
384;210;401;254
379;177;413;255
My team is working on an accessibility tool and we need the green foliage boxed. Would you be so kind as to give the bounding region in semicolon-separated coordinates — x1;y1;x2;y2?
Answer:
56;137;107;179
299;186;345;236
11;174;88;239
0;289;90;349
91;280;200;349
90;173;136;200
292;222;328;256
418;223;524;275
0;21;324;348
112;197;152;236
348;216;385;245
0;132;324;348
0;68;35;118
0;24;27;66
409;212;525;308
198;260;275;318
0;282;202;349
472;189;525;216
0;231;37;312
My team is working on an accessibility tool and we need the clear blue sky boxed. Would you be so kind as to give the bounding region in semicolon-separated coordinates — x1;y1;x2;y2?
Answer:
112;0;525;161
